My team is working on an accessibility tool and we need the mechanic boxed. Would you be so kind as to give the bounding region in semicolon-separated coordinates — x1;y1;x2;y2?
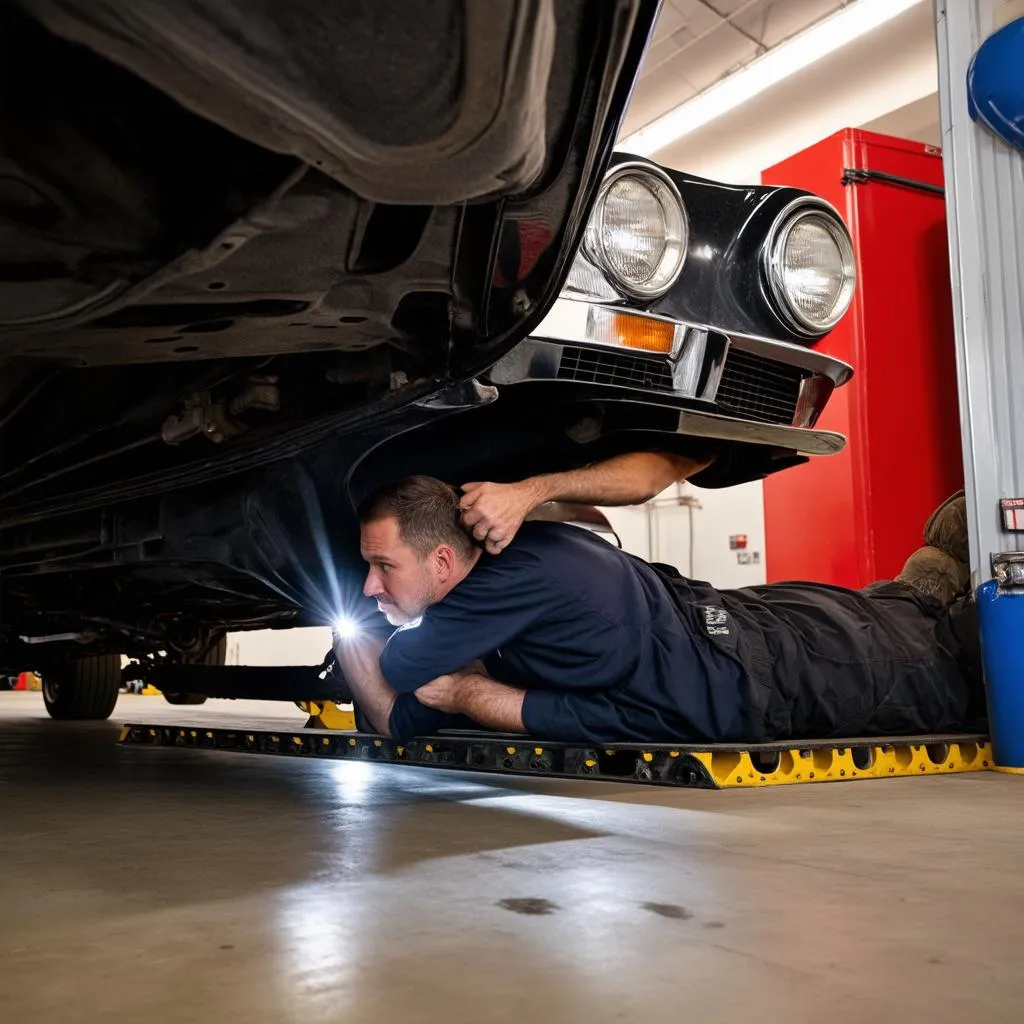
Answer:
334;455;982;745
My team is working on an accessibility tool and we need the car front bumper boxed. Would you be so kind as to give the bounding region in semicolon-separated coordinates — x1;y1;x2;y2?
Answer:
484;298;852;457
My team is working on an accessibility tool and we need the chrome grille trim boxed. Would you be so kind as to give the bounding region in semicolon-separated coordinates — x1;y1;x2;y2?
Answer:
714;347;808;425
556;346;674;391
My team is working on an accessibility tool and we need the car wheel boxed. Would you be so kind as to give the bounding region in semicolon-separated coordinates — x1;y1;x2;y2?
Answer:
41;654;121;720
161;635;226;706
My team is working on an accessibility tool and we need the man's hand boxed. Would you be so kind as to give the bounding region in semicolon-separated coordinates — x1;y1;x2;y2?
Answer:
460;480;541;555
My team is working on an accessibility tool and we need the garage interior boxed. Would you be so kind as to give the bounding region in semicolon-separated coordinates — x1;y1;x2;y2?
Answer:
3;1;1024;1021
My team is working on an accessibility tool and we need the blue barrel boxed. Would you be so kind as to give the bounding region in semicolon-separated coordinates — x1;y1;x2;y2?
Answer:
977;579;1024;769
967;17;1024;153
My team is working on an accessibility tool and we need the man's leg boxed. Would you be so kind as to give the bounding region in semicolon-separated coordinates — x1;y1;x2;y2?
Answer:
926;489;968;564
896;546;969;605
884;489;986;729
896;491;970;605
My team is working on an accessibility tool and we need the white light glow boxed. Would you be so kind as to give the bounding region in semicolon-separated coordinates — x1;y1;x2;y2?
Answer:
618;0;926;157
331;759;375;802
333;616;360;640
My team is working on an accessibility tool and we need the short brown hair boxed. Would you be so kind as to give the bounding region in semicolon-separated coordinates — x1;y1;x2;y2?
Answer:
358;475;475;558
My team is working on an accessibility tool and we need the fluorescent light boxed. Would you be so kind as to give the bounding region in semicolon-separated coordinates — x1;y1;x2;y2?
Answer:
619;0;926;156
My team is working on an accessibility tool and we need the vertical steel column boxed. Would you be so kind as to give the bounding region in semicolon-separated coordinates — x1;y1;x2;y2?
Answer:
936;0;1024;769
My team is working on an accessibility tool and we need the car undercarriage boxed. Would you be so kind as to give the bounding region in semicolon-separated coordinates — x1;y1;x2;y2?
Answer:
0;0;662;687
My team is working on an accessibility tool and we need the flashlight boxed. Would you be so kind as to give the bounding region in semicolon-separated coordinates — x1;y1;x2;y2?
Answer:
333;616;360;640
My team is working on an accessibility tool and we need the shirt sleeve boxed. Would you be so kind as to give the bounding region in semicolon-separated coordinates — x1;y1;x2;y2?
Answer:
520;688;637;744
387;693;472;742
379;557;552;693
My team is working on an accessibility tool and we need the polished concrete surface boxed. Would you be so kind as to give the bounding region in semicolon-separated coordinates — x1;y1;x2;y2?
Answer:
2;690;1022;1023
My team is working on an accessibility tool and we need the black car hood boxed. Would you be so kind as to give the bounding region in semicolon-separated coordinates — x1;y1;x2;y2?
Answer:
20;0;557;206
1;0;658;382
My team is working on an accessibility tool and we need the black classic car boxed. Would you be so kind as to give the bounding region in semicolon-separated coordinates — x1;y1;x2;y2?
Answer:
0;1;854;720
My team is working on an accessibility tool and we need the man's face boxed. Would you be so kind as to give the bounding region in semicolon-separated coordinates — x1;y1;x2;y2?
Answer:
360;516;442;626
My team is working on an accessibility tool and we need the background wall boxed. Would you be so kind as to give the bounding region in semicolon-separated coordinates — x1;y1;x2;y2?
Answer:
647;3;940;185
602;480;766;588
226;626;331;666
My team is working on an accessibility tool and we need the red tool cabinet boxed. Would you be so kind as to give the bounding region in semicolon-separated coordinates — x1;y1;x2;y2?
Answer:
761;129;964;588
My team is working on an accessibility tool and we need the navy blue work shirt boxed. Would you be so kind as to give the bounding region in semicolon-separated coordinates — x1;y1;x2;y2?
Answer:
380;521;749;743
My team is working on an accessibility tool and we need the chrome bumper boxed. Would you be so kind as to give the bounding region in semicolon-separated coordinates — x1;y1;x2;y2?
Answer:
485;299;852;456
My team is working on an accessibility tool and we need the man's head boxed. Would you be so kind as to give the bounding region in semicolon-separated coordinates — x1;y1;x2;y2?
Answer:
357;476;478;625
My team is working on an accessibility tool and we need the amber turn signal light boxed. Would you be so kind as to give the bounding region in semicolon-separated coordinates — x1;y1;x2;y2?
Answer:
612;312;676;353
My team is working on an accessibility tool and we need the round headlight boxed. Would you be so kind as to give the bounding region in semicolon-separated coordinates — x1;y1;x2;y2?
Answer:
766;203;856;335
585;166;688;299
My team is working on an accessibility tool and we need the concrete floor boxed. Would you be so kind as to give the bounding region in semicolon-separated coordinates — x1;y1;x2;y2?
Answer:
1;692;1022;1023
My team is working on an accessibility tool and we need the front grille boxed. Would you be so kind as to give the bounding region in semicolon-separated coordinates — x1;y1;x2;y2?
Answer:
715;347;808;425
557;346;674;392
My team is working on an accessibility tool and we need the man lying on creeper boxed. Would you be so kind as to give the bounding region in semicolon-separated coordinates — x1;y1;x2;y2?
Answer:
333;452;983;744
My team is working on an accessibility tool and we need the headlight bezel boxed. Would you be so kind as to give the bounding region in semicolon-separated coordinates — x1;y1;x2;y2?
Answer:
763;197;857;338
583;162;689;301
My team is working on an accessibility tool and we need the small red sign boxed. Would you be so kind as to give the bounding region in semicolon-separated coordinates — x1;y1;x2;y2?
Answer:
1001;498;1024;531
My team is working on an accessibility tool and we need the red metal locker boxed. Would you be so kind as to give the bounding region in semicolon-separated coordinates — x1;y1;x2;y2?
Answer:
761;129;963;589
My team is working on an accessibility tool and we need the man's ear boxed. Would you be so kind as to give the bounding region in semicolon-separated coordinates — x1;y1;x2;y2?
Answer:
432;544;456;582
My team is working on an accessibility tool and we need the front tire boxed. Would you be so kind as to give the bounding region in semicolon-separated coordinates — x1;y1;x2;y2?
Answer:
161;635;226;706
42;654;121;720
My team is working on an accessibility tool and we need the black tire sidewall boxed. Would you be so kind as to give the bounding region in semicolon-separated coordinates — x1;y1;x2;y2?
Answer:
41;654;121;720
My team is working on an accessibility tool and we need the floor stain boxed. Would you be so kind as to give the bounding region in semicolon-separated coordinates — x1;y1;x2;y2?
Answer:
641;902;694;920
703;921;726;929
497;897;560;916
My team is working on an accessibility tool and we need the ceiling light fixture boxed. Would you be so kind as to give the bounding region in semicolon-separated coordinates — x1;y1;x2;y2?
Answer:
618;0;926;157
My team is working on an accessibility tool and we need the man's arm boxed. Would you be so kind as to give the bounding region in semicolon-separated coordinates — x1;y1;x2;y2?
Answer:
460;450;713;553
415;671;527;733
333;634;396;737
517;451;712;507
339;629;505;740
